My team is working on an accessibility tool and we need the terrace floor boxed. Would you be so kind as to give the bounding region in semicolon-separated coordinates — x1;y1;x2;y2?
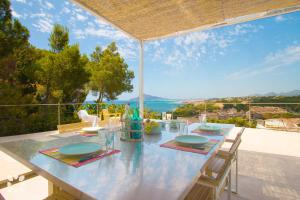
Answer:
0;128;300;200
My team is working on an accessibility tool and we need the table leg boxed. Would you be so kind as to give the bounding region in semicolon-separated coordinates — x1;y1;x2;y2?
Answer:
48;181;53;196
46;181;78;200
228;170;231;200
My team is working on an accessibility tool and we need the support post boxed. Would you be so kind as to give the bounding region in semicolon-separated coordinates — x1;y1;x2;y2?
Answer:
97;103;99;117
139;40;144;118
58;102;61;125
248;103;251;124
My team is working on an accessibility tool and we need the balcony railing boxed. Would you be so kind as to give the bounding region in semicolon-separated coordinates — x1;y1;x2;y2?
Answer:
0;102;299;137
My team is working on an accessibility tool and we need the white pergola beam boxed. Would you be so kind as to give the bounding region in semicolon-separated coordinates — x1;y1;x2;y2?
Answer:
139;40;144;118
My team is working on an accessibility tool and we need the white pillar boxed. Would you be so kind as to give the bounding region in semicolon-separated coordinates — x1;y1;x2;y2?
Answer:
139;40;144;118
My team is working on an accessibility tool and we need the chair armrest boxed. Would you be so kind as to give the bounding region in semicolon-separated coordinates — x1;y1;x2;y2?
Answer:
197;175;218;188
216;150;231;159
224;138;235;143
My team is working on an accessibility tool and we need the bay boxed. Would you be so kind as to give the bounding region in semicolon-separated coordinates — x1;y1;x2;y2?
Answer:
111;100;182;113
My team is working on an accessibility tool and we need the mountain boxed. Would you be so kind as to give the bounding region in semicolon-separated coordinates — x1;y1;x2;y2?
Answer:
251;90;300;97
130;94;171;101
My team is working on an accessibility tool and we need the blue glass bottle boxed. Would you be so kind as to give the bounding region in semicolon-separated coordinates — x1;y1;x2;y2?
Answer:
131;107;142;139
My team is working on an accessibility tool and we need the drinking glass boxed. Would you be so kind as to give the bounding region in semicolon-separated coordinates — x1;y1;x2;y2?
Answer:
165;122;170;132
178;122;188;136
105;130;115;150
180;122;188;135
104;118;117;150
199;114;207;125
176;122;180;131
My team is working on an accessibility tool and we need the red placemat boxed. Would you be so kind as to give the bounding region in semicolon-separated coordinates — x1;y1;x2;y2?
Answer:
191;127;232;136
80;133;98;137
39;148;120;167
191;129;224;136
160;139;219;155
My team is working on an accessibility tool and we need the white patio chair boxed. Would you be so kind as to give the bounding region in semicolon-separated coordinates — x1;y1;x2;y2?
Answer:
185;153;232;200
207;127;245;194
162;112;167;120
166;113;172;120
77;110;98;127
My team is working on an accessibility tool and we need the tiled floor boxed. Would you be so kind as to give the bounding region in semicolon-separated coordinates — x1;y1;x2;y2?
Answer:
221;150;300;200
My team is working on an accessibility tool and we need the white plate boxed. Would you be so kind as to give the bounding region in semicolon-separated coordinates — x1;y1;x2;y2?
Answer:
59;142;102;156
175;135;209;145
81;127;104;133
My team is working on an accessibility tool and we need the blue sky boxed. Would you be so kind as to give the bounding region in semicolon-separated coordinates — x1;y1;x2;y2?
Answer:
11;0;300;100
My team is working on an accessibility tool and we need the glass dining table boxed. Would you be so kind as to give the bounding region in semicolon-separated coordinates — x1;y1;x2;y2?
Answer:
0;122;235;200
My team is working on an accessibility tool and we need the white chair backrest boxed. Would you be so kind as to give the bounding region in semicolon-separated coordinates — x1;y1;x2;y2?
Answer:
229;127;245;154
166;113;172;120
78;110;97;125
78;110;89;120
162;112;167;120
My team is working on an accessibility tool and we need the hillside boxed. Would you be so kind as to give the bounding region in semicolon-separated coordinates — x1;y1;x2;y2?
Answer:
252;90;300;97
130;94;171;101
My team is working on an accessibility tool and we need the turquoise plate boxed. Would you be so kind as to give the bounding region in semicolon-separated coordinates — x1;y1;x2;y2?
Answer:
197;125;221;132
175;135;209;145
59;142;102;156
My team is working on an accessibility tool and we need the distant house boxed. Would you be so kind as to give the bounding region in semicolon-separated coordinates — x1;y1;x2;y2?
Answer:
265;119;286;128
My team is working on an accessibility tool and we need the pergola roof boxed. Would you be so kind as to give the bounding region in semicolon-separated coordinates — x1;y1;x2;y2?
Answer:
72;0;300;41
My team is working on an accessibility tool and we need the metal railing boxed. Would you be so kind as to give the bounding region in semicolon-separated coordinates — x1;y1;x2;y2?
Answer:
0;102;300;135
0;102;102;125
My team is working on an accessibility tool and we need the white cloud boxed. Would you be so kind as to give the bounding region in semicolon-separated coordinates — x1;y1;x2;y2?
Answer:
75;8;83;13
175;32;210;46
76;13;88;21
275;15;285;22
265;44;300;66
30;12;47;18
15;0;26;3
147;22;264;74
61;7;71;14
72;18;137;59
228;24;262;36
74;26;128;40
94;19;108;27
33;18;53;33
30;9;54;33
227;44;300;79
117;43;138;60
11;8;21;18
44;1;54;9
153;47;165;60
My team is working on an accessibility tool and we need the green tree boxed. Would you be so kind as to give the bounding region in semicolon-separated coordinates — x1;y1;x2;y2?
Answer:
0;1;43;136
36;45;89;103
0;0;31;83
0;0;29;59
88;42;134;102
0;0;37;100
48;24;69;53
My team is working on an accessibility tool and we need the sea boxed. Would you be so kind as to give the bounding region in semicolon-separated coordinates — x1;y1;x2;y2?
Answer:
86;100;182;113
110;100;182;112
